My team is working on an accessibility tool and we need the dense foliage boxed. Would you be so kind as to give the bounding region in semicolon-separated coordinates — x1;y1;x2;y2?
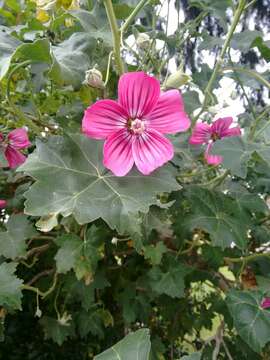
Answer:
0;0;270;358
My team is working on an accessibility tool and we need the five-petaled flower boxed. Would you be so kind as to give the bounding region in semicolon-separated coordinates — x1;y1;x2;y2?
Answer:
261;297;270;309
189;117;241;166
0;128;31;168
82;71;190;176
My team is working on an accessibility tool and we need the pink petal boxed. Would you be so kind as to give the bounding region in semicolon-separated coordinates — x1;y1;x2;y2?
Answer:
103;129;134;176
0;200;6;208
7;128;31;149
189;122;212;145
261;298;270;309
204;143;222;166
0;133;4;142
222;126;241;137
5;146;26;168
147;90;190;134
118;72;160;118
211;117;233;137
82;100;128;140
132;129;174;175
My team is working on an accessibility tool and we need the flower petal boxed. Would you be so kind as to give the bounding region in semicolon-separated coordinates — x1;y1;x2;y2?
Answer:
222;126;241;137
103;129;134;176
204;143;222;166
118;72;160;118
132;129;174;175
261;298;270;309
8;128;31;149
5;146;26;168
189;122;211;145
147;90;190;134
211;117;233;137
82;100;128;140
0;200;6;208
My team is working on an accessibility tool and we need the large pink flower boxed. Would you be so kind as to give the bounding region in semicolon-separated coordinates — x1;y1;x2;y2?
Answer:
0;128;31;168
82;72;190;176
189;117;241;165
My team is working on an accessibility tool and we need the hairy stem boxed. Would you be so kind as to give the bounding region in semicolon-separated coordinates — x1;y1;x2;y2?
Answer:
121;0;149;34
103;0;125;75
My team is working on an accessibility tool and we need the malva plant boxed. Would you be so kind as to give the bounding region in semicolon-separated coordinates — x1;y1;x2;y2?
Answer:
0;0;270;359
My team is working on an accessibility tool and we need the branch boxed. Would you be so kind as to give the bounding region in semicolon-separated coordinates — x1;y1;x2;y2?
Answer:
225;252;270;264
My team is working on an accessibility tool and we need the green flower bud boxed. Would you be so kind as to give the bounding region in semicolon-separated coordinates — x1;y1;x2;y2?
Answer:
163;69;191;89
136;33;151;50
83;68;104;89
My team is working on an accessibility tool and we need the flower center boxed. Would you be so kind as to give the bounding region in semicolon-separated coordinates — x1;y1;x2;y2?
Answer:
211;132;220;141
128;118;145;135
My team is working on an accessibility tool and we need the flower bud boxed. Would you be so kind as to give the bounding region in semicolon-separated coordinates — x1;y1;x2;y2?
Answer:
83;68;104;89
136;33;151;50
163;69;191;89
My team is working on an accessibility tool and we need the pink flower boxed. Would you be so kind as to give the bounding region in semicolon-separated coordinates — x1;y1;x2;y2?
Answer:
261;297;270;309
82;72;190;176
189;117;241;166
0;129;31;168
0;200;6;208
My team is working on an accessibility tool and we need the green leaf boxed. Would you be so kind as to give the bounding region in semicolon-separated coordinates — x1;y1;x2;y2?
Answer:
182;91;201;114
198;32;223;51
0;214;36;259
148;257;190;298
193;64;220;91
54;234;82;274
77;309;104;339
253;38;270;62
69;8;112;46
94;328;151;360
39;316;75;346
231;30;263;54
0;31;21;79
143;242;167;265
227;290;270;353
20;135;180;235
183;187;248;249
212;137;254;178
0;262;23;310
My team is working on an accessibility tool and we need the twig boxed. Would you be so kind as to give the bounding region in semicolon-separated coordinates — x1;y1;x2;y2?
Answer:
27;268;54;286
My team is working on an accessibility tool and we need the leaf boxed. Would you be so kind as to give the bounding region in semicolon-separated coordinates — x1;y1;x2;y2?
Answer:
253;38;270;62
143;242;167;265
183;187;249;249
50;33;97;88
148;257;190;298
182;91;201;114
39;316;75;346
212;137;254;178
54;234;82;274
193;64;220;91
198;32;223;51
0;262;23;310
94;328;151;360
231;30;263;54
0;30;21;79
77;309;104;339
0;214;36;259
227;290;270;353
20;135;180;235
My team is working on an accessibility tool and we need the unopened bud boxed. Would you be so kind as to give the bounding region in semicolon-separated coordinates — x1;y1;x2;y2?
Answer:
163;69;191;89
136;33;151;50
83;68;104;89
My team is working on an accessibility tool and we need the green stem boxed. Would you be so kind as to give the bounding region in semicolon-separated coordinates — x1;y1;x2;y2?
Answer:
103;0;125;75
120;0;149;34
225;252;270;264
201;170;230;189
21;272;58;298
104;51;114;86
252;106;270;140
194;0;246;121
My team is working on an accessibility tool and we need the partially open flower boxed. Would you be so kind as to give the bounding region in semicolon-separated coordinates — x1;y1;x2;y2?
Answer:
136;33;151;50
83;68;105;89
0;200;6;209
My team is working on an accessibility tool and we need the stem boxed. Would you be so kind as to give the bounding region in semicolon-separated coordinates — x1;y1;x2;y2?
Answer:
103;0;124;75
224;252;270;264
104;51;114;86
194;0;246;121
120;0;149;34
201;170;230;189
253;106;270;140
21;272;58;298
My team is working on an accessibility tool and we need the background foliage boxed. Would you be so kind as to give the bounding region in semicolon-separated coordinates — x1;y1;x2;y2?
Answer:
0;0;270;358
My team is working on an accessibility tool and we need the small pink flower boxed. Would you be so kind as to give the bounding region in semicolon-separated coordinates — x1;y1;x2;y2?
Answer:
0;200;6;208
261;297;270;309
189;117;241;165
0;129;31;168
82;72;190;176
